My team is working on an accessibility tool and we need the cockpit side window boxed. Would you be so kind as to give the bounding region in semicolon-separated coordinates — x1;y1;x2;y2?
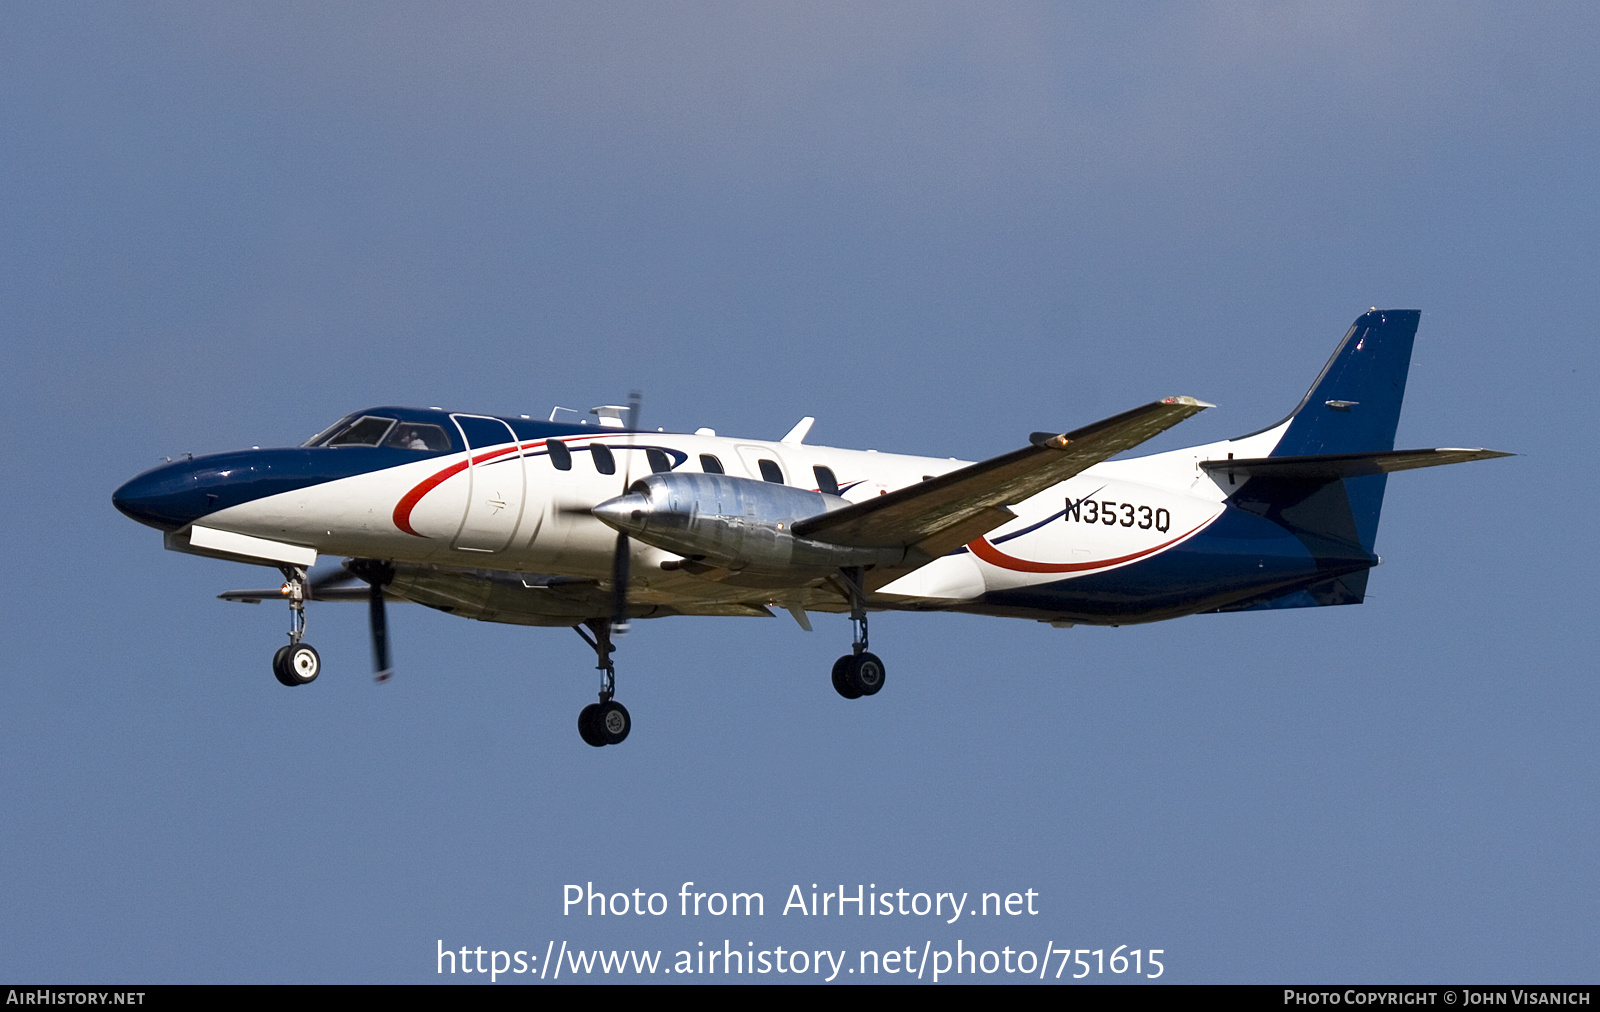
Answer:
381;422;451;451
324;416;397;447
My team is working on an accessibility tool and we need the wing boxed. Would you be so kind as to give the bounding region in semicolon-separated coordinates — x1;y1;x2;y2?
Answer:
792;396;1213;566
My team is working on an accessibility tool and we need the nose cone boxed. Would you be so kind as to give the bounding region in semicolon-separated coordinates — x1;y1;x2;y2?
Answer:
113;462;209;531
592;493;650;535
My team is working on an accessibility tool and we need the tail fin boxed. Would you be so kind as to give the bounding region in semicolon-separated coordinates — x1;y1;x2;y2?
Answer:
1271;309;1419;458
1211;309;1508;614
1243;310;1421;557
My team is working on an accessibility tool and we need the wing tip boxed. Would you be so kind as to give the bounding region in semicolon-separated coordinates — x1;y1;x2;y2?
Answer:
1439;447;1515;459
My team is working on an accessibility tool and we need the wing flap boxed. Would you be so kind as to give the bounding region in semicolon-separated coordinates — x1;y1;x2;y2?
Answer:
791;397;1212;550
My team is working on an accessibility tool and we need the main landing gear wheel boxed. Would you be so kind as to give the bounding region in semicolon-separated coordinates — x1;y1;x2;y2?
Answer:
831;566;885;699
578;703;606;748
274;643;321;686
831;656;862;699
596;700;630;745
573;620;633;747
833;652;886;698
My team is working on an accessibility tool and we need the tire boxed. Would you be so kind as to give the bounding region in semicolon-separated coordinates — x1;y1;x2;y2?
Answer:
281;644;320;686
597;700;631;745
849;652;886;696
272;645;296;687
831;655;862;699
578;703;606;747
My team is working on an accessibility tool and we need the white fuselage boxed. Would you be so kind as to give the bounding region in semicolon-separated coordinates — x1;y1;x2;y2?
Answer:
193;418;1290;610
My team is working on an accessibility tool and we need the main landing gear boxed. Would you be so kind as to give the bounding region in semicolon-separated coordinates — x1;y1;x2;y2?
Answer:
271;566;320;687
831;566;886;700
573;619;631;747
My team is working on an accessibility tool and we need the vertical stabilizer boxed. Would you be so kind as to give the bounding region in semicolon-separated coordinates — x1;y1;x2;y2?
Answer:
1271;309;1419;458
1259;309;1419;554
1222;305;1427;570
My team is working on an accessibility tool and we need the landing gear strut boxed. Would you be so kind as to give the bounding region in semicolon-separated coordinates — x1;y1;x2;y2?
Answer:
574;619;631;747
272;565;320;687
831;566;885;699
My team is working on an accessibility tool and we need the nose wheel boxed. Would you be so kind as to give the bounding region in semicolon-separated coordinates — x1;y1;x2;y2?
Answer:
273;643;321;686
573;619;632;746
270;566;320;687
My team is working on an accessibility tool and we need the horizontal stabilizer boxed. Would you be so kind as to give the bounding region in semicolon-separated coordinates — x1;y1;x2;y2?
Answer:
1202;447;1512;482
793;396;1212;551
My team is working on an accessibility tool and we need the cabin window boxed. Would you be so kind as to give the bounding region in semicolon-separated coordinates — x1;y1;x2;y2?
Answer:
547;439;572;470
325;416;396;446
591;443;616;475
813;465;840;495
700;454;724;474
646;448;672;473
382;423;451;451
758;458;784;484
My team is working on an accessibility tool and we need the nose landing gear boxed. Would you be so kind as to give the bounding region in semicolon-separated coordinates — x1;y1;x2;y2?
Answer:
270;566;320;687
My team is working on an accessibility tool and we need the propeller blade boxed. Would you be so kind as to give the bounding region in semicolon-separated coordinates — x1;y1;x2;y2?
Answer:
610;391;640;636
344;559;397;682
369;581;392;682
308;564;359;597
610;532;631;635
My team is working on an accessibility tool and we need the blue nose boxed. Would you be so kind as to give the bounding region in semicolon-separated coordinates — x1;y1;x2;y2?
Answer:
113;461;214;532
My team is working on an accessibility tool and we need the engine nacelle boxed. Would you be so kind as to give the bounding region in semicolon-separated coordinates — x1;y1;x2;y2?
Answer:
592;472;904;576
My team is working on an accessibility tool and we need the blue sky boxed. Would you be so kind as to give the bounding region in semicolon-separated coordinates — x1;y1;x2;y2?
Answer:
2;3;1595;983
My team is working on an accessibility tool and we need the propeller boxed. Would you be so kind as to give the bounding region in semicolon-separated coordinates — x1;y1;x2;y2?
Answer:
368;580;391;682
344;558;396;682
307;563;362;597
609;391;642;636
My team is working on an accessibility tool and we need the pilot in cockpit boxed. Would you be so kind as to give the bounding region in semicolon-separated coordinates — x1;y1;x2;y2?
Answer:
391;425;432;450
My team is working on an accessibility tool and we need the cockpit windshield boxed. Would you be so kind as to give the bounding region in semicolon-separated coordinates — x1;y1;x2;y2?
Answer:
303;414;361;447
325;416;396;446
304;414;452;451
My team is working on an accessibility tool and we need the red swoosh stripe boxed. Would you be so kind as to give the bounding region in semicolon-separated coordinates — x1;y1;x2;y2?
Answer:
392;434;618;537
966;519;1211;574
392;444;524;537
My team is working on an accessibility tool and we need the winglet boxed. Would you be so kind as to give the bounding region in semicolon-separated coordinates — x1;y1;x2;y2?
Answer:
781;417;815;444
